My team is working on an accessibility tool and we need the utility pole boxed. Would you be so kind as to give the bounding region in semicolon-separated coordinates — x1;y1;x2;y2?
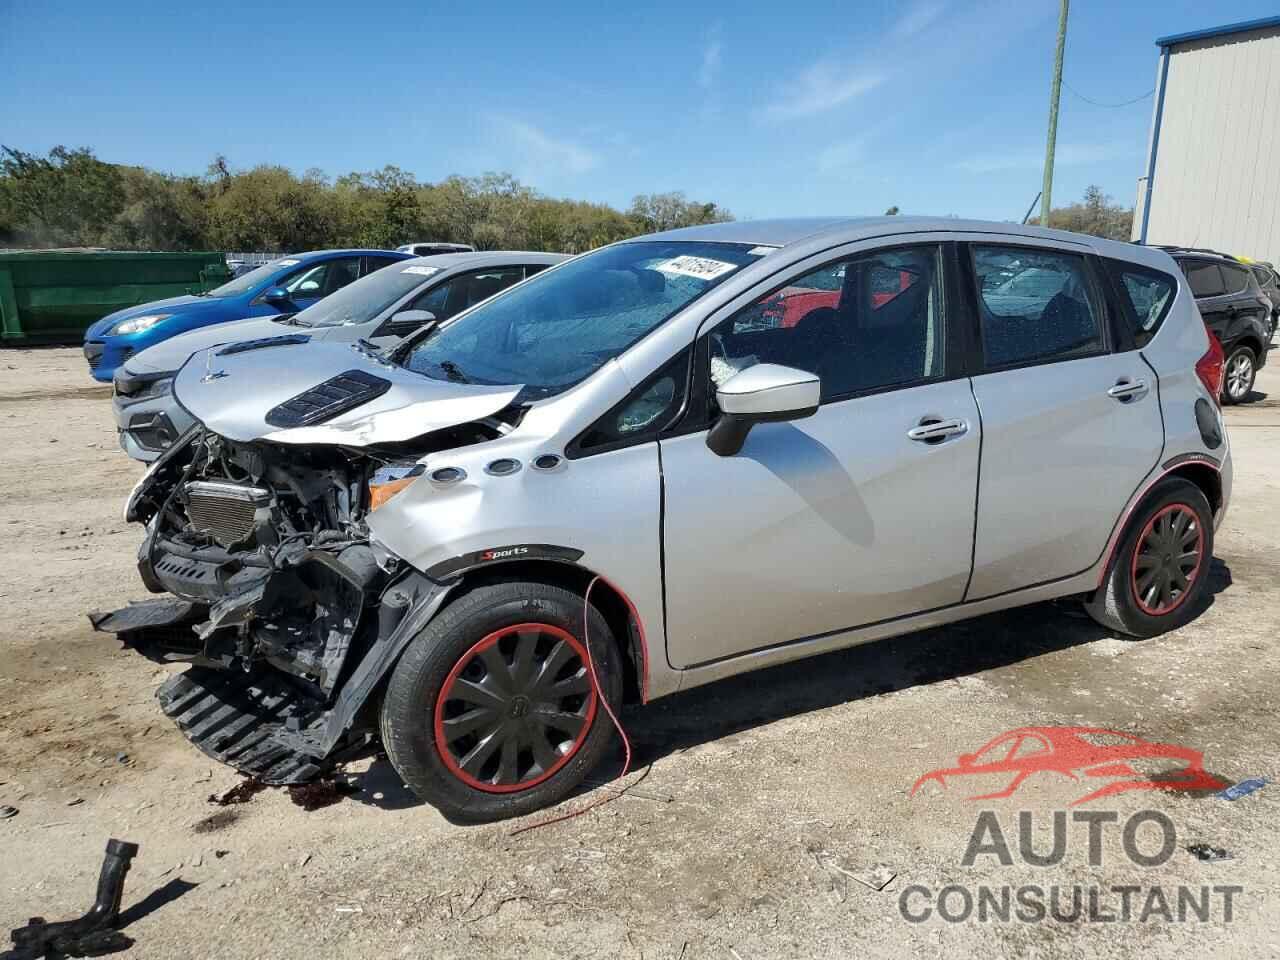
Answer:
1040;0;1070;229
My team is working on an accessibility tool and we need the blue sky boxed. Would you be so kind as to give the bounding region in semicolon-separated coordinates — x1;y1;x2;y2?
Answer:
3;0;1277;220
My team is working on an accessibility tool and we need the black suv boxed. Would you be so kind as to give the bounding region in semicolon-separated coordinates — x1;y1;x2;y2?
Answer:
1161;247;1271;403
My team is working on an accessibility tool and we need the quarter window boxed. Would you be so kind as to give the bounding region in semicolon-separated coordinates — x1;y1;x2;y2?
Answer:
1104;260;1176;345
708;245;945;403
971;245;1104;367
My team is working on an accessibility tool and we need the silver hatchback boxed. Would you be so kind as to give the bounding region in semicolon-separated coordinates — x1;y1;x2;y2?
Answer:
99;218;1230;823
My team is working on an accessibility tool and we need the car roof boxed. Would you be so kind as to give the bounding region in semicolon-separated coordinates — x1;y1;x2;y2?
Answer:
285;248;413;260
404;250;568;269
629;216;1116;251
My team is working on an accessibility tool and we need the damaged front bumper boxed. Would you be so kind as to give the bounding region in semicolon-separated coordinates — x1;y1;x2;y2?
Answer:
95;431;458;785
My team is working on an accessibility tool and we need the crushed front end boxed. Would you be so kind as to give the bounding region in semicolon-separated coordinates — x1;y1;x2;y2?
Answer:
93;428;461;783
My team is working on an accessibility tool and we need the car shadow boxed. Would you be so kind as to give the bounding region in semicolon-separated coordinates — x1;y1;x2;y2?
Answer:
347;558;1232;811
620;557;1233;769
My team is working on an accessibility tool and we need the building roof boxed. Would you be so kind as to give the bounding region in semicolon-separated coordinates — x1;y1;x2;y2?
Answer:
1156;15;1280;49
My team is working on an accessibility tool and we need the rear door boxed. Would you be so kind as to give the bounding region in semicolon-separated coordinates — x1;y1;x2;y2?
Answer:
660;241;981;668
964;242;1163;599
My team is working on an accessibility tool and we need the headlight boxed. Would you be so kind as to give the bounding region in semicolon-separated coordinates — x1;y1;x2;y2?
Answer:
141;377;174;400
110;314;171;336
368;463;425;511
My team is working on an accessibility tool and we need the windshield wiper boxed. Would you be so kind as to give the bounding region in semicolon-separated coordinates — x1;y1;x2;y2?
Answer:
438;360;470;383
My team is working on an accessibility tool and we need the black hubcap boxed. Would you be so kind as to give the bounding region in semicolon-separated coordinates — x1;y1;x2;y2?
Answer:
1132;505;1202;615
435;624;596;791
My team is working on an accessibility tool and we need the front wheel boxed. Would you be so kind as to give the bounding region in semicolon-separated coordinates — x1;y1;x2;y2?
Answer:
1084;478;1214;638
1222;344;1256;404
380;580;623;823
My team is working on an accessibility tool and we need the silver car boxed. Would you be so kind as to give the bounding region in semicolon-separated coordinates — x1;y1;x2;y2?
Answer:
110;251;565;460
97;218;1230;823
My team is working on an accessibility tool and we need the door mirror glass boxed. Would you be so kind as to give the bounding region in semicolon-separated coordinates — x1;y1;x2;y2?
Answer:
263;285;291;303
295;279;321;294
707;363;820;456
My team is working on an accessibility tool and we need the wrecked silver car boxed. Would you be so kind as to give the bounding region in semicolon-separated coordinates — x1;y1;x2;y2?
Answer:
96;218;1229;823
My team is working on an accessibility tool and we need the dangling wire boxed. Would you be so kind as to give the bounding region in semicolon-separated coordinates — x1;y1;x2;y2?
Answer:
510;576;639;836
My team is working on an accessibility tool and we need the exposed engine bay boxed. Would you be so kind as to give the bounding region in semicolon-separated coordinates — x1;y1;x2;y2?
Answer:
91;422;504;783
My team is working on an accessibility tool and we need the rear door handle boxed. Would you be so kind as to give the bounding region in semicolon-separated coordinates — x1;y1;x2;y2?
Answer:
907;418;968;443
1107;379;1149;401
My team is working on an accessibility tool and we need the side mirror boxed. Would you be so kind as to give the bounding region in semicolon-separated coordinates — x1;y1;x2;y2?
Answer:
384;309;436;336
706;363;820;457
295;279;321;294
263;285;291;303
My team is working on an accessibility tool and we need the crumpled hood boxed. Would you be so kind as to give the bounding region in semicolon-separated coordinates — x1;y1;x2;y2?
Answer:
86;294;217;339
124;315;303;374
174;340;523;446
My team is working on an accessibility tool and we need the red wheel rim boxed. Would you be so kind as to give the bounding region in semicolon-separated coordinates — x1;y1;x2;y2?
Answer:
433;622;598;793
1130;503;1204;616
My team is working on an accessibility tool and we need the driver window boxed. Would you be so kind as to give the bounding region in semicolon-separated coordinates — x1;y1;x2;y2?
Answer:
708;245;945;403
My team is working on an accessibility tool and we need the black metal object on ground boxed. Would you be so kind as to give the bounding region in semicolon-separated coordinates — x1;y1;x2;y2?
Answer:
5;839;139;959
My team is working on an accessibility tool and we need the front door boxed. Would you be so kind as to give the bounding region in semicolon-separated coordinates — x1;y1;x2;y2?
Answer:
964;242;1164;598
660;243;980;669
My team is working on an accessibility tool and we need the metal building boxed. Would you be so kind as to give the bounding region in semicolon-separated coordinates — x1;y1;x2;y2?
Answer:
1134;15;1280;264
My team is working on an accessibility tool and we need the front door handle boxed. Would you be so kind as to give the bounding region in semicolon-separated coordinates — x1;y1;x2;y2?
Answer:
1107;378;1149;402
907;418;968;443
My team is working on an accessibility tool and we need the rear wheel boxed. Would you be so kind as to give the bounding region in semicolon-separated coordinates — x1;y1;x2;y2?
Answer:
1084;478;1213;638
380;580;622;823
1222;344;1256;404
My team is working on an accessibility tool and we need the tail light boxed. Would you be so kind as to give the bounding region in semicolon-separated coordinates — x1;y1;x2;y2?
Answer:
1195;333;1225;404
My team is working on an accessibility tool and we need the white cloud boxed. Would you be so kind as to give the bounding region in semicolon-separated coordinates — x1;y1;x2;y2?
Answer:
490;117;600;175
817;139;864;173
698;23;723;89
954;143;1121;174
891;0;947;39
760;59;885;120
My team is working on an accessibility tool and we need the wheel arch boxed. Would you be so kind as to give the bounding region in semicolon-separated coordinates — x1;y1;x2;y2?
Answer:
1094;459;1221;592
443;558;650;705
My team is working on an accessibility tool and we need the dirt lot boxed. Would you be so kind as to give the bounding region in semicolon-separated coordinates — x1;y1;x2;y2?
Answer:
2;347;1278;959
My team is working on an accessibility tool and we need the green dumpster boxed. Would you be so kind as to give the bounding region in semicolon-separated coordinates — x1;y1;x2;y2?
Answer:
0;250;230;345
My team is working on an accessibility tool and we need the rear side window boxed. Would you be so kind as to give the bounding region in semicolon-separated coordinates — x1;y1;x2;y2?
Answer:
1103;259;1176;346
1221;264;1251;294
1182;260;1225;298
970;245;1104;368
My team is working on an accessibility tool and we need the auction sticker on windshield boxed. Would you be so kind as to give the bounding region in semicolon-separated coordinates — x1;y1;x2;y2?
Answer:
655;255;738;281
402;265;441;276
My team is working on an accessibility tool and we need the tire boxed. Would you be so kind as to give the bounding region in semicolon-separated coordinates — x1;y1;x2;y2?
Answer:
1221;344;1256;404
1084;478;1214;639
380;579;623;824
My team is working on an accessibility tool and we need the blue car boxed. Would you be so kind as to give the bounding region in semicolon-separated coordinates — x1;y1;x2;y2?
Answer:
82;249;412;381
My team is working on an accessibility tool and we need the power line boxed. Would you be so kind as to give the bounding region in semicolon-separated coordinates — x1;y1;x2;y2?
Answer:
1064;81;1155;108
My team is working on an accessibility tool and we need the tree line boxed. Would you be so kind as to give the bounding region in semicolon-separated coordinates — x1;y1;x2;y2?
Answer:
0;146;733;254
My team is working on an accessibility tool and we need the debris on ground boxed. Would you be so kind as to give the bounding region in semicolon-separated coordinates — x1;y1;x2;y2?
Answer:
1186;843;1233;862
66;798;84;807
286;778;358;811
208;779;267;806
1220;777;1267;801
115;752;129;765
5;839;139;960
0;806;17;820
192;810;240;834
816;853;897;891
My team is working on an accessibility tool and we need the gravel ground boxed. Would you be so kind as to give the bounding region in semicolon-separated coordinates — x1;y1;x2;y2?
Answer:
1;346;1278;959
